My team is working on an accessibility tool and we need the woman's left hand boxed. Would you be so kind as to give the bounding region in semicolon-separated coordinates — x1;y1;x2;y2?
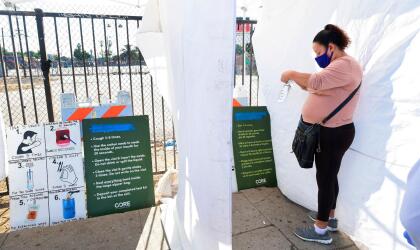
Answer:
280;70;294;83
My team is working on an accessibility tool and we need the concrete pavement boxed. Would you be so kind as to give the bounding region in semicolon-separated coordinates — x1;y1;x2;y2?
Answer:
0;186;358;250
232;187;358;250
0;207;169;250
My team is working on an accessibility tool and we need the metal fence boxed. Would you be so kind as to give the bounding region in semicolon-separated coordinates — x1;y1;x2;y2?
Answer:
235;17;259;106
0;9;258;175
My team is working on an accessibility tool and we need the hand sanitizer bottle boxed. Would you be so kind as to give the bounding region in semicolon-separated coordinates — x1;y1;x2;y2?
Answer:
278;80;294;102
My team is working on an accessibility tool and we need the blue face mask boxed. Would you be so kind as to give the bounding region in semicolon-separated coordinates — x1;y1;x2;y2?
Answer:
315;49;333;68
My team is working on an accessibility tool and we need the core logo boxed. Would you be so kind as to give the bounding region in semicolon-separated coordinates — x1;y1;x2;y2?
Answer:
115;201;131;209
256;178;266;184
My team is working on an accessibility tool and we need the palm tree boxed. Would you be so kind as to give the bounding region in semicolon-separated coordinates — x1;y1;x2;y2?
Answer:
120;44;144;65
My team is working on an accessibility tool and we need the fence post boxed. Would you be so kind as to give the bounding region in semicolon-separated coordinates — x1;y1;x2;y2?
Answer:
35;8;54;122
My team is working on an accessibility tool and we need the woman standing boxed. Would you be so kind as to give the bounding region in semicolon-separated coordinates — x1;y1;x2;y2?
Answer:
280;24;363;245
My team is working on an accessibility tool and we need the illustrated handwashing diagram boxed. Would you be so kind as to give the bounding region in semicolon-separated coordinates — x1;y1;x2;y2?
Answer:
55;128;76;147
17;130;42;155
26;169;34;191
54;160;78;186
26;199;39;222
62;191;79;219
59;165;78;185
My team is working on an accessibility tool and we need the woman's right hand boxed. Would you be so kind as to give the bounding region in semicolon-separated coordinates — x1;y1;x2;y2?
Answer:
280;70;294;83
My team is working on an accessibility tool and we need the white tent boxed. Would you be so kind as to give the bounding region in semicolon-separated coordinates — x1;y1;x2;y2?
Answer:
136;0;235;249
253;0;420;249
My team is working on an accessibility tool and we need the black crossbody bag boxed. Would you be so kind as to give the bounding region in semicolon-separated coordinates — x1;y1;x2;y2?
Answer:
292;83;361;169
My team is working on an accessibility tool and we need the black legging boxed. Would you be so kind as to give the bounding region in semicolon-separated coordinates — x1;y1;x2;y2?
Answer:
315;123;355;222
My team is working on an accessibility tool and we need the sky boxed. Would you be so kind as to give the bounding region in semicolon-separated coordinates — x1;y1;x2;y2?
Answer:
0;0;260;58
1;0;145;15
1;0;262;18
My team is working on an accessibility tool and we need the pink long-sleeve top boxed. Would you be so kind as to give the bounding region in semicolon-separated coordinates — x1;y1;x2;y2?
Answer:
302;55;363;128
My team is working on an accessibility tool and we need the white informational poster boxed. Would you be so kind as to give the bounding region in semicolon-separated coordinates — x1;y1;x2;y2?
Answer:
6;121;87;231
0;114;8;180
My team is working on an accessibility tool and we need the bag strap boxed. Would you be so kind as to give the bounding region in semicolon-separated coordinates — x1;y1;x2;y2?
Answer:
321;82;361;124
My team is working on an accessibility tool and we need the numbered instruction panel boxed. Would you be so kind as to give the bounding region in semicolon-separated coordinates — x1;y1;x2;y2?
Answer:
7;121;87;230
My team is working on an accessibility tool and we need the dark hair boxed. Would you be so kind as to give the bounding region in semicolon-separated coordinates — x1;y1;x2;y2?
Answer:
313;24;351;50
23;130;37;139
